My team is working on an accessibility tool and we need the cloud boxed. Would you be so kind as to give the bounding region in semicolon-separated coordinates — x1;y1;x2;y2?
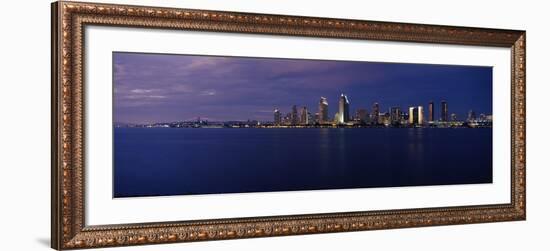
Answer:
147;95;167;99
185;57;228;70
123;95;167;100
130;89;155;94
171;84;194;93
200;90;216;96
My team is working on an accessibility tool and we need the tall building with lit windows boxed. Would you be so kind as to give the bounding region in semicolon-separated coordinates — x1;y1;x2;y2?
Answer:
428;101;434;122
337;94;350;124
372;102;380;125
408;106;424;126
283;113;292;125
273;109;281;125
318;97;329;124
300;106;309;125
441;100;448;122
291;105;298;125
418;106;424;125
390;107;401;124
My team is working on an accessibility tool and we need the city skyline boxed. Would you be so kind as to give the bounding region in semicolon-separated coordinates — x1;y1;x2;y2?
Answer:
269;94;490;127
114;52;492;124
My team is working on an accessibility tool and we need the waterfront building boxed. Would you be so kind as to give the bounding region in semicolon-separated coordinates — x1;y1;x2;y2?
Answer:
468;110;476;122
479;113;487;121
408;106;424;126
390;107;401;125
337;94;350;124
451;113;458;122
308;112;315;125
418;106;424;125
380;112;391;126
356;109;369;123
273;109;281;125
283;112;292;125
300;106;309;125
318;97;329;124
291;105;298;125
408;107;414;124
428;101;434;122
372;102;380;125
401;112;408;122
441;100;448;121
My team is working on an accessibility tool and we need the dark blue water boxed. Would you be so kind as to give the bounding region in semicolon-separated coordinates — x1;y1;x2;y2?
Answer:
113;128;492;198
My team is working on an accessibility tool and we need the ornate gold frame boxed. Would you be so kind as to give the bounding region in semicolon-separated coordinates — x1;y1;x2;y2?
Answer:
51;1;526;249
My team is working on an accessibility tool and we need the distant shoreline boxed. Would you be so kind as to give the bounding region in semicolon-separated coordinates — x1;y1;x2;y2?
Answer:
115;124;492;129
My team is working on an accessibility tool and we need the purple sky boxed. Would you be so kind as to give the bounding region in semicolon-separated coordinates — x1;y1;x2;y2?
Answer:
114;52;492;123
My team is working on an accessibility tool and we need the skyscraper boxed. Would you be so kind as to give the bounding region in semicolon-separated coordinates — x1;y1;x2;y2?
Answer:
390;107;401;125
408;106;424;126
273;109;281;125
418;106;424;125
428;101;434;122
318;97;329;124
441;100;448;122
372;102;380;125
283;113;291;125
409;107;416;125
300;106;309;125
337;94;350;124
291;105;298;125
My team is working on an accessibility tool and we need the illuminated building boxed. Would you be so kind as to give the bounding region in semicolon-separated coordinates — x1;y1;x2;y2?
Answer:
273;109;281;125
300;106;309;125
441;100;448;121
291;105;298;125
479;113;487;121
318;97;329;124
390;107;401;125
409;107;414;124
372;102;380;125
428;101;434;122
408;106;424;126
418;106;424;124
283;112;292;125
468;110;476;122
380;112;391;126
308;112;314;125
337;94;350;124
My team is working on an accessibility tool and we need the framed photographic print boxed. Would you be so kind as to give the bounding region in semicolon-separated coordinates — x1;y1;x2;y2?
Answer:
51;1;526;249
